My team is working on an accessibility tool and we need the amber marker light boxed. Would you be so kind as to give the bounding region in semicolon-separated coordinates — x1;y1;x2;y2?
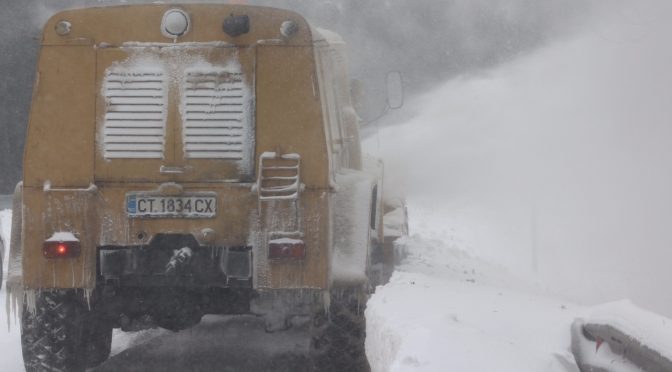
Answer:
268;238;305;259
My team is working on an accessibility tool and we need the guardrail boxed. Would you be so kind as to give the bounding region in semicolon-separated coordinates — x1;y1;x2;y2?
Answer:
571;301;672;372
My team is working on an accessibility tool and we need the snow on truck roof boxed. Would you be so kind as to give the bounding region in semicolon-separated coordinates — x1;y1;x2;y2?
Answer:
313;27;345;45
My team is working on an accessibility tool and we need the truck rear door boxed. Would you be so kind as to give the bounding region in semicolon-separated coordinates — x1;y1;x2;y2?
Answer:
94;46;255;184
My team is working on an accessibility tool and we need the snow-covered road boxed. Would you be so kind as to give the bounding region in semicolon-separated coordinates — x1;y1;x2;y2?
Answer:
94;315;311;372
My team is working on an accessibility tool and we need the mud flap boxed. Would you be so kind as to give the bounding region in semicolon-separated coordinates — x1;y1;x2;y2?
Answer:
331;170;377;287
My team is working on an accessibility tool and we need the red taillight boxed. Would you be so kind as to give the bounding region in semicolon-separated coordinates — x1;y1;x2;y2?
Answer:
268;238;305;259
43;241;81;259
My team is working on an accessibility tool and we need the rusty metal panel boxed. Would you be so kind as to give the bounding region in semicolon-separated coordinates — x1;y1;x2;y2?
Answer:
95;184;255;248
41;5;313;46
22;5;341;291
261;191;331;289
22;186;100;289
255;45;329;189
23;46;95;188
21;182;331;290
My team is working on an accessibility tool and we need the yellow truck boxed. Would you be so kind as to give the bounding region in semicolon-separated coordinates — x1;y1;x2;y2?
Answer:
8;4;405;371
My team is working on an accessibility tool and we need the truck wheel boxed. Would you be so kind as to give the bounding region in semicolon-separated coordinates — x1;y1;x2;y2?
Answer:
85;319;113;368
21;291;90;372
311;289;370;372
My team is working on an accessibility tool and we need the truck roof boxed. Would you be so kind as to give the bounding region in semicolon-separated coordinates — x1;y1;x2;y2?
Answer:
42;4;317;47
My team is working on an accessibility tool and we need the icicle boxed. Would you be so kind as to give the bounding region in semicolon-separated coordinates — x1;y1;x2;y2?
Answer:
24;289;37;316
5;284;16;332
71;260;76;288
323;290;331;316
5;287;10;332
84;288;93;311
5;282;27;331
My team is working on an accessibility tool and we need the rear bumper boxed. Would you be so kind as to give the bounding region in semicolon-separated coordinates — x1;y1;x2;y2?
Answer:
21;184;330;290
98;244;253;288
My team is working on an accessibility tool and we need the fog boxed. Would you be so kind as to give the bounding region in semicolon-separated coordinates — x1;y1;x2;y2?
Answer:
1;0;670;318
369;0;672;317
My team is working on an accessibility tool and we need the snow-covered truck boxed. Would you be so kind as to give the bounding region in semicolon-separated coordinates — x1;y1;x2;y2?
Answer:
7;4;404;371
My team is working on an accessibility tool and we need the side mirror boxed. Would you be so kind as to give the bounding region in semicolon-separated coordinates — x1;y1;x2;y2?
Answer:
386;71;404;109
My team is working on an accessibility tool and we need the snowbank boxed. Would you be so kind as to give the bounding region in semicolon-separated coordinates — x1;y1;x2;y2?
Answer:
366;236;583;372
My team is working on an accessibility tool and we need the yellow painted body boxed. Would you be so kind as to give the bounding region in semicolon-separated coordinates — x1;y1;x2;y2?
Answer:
21;5;369;290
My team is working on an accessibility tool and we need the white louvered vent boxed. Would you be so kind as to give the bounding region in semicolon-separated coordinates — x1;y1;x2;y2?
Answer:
182;70;249;159
103;70;166;159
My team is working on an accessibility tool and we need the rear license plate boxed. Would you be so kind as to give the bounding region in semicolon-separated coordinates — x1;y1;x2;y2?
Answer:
126;194;217;218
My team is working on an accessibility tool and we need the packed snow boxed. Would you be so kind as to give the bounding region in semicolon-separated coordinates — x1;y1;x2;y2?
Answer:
45;231;79;242
364;232;671;372
366;235;583;372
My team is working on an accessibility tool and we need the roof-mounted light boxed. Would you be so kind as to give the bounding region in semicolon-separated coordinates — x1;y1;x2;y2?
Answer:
223;14;250;37
280;21;298;38
161;9;190;38
55;20;71;36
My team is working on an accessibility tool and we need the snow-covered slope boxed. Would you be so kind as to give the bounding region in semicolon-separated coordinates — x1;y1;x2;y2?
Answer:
366;236;583;372
368;236;672;372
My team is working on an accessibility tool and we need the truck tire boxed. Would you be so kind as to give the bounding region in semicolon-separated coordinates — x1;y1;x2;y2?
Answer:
85;319;113;368
311;289;370;372
21;291;90;372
